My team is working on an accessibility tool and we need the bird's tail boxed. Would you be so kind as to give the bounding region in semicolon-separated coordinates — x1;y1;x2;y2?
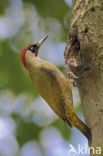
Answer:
67;114;92;144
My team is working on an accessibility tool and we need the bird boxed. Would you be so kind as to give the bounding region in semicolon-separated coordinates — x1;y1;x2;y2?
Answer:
20;36;91;141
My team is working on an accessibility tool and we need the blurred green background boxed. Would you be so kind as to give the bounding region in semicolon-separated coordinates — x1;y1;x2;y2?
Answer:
0;0;88;156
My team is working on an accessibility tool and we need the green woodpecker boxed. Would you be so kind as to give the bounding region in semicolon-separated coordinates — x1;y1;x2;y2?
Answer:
20;36;91;141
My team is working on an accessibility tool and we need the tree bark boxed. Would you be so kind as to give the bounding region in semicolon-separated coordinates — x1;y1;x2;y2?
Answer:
64;0;103;155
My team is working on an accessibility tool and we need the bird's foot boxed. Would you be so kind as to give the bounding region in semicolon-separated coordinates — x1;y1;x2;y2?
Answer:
68;71;79;87
68;57;78;67
68;71;79;80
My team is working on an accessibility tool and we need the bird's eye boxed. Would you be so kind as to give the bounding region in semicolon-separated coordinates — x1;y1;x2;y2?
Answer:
29;45;37;53
30;46;35;51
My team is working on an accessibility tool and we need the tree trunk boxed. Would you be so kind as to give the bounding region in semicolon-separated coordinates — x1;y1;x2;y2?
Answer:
64;0;103;155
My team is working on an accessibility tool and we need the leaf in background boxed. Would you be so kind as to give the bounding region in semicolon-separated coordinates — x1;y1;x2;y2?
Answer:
52;119;71;141
12;113;42;147
23;0;71;39
0;0;9;14
0;40;38;96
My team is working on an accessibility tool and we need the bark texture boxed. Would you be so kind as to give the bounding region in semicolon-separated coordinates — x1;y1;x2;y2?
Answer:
64;0;103;155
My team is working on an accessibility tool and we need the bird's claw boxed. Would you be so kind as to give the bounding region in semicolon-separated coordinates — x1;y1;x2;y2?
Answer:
68;71;79;87
66;58;79;86
68;58;78;67
68;71;79;79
